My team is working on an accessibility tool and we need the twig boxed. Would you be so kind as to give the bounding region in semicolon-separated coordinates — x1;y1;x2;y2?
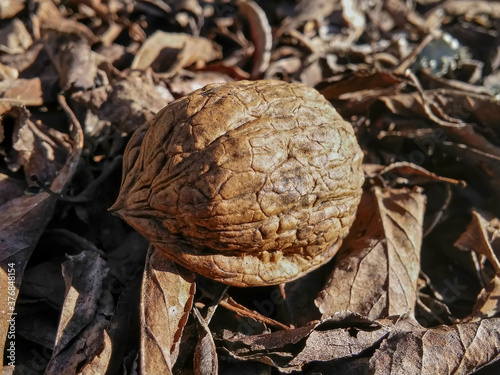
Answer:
220;295;291;330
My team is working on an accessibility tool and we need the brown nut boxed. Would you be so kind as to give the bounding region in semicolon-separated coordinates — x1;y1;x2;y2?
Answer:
111;80;364;287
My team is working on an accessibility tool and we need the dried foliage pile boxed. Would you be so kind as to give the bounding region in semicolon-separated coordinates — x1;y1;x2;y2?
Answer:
1;0;500;374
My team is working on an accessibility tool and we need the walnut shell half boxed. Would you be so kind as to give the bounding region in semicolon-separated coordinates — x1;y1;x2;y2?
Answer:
111;80;364;287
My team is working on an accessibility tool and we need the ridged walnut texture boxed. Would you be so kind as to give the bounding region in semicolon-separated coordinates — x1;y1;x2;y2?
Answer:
111;80;364;287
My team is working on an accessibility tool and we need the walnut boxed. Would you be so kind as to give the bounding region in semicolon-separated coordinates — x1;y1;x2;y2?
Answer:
111;80;364;287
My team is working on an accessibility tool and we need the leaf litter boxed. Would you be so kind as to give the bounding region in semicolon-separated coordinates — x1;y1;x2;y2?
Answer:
1;0;500;374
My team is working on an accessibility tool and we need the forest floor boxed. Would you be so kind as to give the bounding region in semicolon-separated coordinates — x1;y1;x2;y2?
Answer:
1;0;500;374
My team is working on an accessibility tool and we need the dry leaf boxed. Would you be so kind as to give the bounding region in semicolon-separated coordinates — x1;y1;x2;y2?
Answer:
0;0;24;19
319;70;403;101
167;72;232;97
444;1;500;19
276;0;340;37
72;72;174;135
79;331;113;374
45;251;109;374
370;315;500;374
53;252;108;355
193;307;218;375
0;99;83;367
463;275;500;322
341;0;366;41
0;18;33;54
140;246;196;374
428;90;500;158
238;0;272;79
2;0;500;372
316;187;426;320
455;211;500;321
441;141;500;199
0;78;43;106
131;31;222;76
36;0;98;44
455;210;500;273
44;30;98;91
222;311;391;372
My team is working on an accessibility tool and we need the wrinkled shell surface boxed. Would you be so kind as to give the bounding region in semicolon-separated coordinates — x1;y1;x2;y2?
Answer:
111;80;364;286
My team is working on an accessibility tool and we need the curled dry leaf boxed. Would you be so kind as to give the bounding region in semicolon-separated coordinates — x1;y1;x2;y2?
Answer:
341;0;366;42
131;31;222;77
44;30;97;91
238;0;272;79
316;186;426;320
36;0;98;44
463;275;500;322
455;210;500;321
5;106;69;184
111;80;364;286
140;246;196;374
455;210;500;273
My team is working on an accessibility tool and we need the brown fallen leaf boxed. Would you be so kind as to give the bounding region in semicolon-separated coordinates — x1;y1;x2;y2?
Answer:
44;30;98;91
319;70;403;102
276;0;340;37
455;211;500;322
0;97;83;368
318;70;404;116
379;86;466;129
5;106;69;185
440;141;500;199
72;71;174;135
455;210;500;273
193;307;218;375
79;331;113;374
341;0;366;42
131;31;222;77
419;70;494;96
444;1;500;20
238;0;272;79
167;72;232;97
370;315;500;374
45;251;109;374
221;311;391;372
0;78;43;106
88;233;147;374
36;0;98;44
316;186;426;320
0;61;18;80
0;41;44;74
0;0;24;19
0;18;33;54
140;246;196;374
462;275;500;322
427;90;500;158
